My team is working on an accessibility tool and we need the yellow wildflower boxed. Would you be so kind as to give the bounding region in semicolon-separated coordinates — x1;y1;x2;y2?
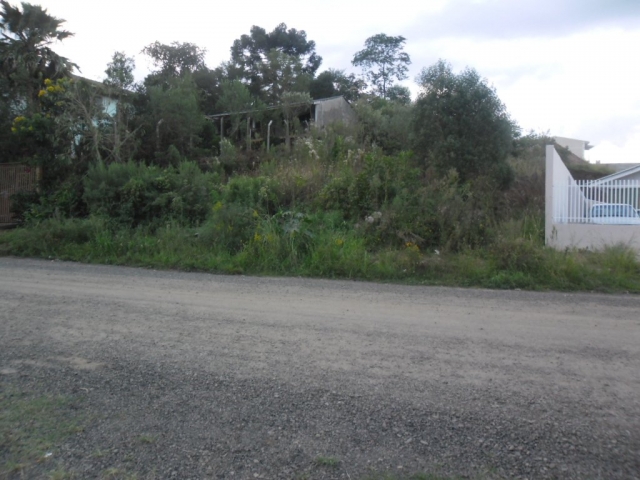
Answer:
14;116;26;123
335;238;344;246
47;85;56;93
252;210;259;218
253;233;262;242
38;89;46;97
212;201;223;212
405;242;420;252
11;127;17;133
44;78;52;86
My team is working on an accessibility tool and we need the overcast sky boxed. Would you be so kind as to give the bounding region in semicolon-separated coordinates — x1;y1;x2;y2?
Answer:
35;0;640;163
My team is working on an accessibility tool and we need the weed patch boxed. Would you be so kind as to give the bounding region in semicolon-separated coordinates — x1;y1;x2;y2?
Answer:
0;388;84;478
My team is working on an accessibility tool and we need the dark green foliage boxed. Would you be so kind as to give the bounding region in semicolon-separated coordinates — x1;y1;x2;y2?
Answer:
142;41;205;78
222;175;280;211
11;175;86;223
310;69;365;101
229;23;321;101
146;75;204;157
413;60;518;188
386;85;411;105
104;51;135;90
353;96;413;154
0;1;76;114
83;161;219;227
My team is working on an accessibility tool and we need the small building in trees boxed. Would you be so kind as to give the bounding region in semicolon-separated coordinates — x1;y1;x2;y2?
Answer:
553;136;592;161
206;95;357;151
312;96;357;128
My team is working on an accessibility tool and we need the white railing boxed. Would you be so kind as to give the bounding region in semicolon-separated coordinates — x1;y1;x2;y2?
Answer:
553;179;640;224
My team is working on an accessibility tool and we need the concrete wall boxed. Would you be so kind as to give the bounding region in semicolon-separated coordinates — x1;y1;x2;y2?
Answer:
545;145;640;252
100;96;118;117
545;145;587;232
549;223;640;251
314;97;357;128
620;170;640;182
605;163;640;173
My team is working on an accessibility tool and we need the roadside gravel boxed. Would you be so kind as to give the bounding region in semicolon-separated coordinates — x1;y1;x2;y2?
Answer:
1;258;639;479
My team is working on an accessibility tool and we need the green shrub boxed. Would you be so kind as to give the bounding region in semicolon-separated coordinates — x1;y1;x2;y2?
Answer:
222;175;281;213
11;176;86;224
489;237;545;274
83;160;219;227
198;203;257;253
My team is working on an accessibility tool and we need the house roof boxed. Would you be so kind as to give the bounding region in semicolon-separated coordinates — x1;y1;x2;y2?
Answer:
589;163;640;185
69;74;132;97
313;95;348;103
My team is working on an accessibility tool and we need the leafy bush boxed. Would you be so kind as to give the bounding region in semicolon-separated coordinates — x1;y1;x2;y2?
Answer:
11;176;87;223
83;160;219;227
222;175;281;213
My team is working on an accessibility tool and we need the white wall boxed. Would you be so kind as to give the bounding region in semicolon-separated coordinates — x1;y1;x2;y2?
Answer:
101;96;118;117
550;224;640;251
546;145;640;253
553;136;588;159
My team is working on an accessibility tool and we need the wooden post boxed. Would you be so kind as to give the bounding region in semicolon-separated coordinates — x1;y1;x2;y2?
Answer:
219;116;224;152
285;120;290;152
36;166;42;193
246;116;251;151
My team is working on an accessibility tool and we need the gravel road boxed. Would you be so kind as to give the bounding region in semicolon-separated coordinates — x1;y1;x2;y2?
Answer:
1;257;639;479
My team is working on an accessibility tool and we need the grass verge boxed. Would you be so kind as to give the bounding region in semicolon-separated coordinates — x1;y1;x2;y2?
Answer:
1;217;639;292
0;388;83;478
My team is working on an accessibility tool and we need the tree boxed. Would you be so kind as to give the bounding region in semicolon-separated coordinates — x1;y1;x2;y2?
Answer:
386;85;411;105
229;23;321;101
309;69;365;101
147;75;204;157
142;41;205;79
352;33;410;99
352;96;413;154
104;51;135;90
192;65;226;114
216;80;257;137
413;60;519;187
259;50;311;103
0;1;76;113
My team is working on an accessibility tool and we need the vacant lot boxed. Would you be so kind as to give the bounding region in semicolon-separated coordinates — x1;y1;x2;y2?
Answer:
1;258;639;479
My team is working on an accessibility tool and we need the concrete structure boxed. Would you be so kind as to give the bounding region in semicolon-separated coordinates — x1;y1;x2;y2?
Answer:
545;145;640;252
313;96;357;128
590;164;640;184
206;95;357;150
70;75;126;117
602;163;640;173
553;136;591;160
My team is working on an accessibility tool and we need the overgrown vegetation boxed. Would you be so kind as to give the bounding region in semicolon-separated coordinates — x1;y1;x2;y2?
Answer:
1;2;638;292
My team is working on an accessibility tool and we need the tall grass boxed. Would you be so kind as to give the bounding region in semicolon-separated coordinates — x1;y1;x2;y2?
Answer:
2;216;638;292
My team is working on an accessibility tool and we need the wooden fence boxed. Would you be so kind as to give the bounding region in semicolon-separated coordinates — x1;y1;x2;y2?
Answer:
0;163;38;224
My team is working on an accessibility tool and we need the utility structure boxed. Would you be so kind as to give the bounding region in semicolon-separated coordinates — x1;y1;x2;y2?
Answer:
206;96;356;152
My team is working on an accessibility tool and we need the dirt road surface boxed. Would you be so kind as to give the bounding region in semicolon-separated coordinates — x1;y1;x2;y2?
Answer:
1;257;639;479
